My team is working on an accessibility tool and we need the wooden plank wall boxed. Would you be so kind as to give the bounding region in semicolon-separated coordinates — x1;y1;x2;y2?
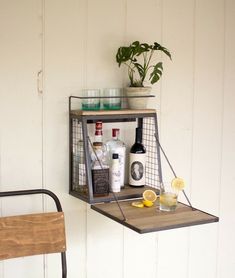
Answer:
0;0;44;277
0;0;234;278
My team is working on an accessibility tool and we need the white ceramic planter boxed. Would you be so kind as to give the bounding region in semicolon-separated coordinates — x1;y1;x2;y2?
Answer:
125;87;152;109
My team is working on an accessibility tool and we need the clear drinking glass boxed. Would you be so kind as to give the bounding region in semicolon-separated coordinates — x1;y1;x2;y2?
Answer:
103;88;122;110
159;182;178;212
82;89;100;110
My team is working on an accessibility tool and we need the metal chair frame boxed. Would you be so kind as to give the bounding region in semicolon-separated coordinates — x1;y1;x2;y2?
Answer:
0;189;67;278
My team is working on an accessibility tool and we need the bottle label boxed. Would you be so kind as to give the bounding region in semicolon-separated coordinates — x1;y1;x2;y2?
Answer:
92;168;109;195
114;147;125;187
129;153;146;186
110;163;121;192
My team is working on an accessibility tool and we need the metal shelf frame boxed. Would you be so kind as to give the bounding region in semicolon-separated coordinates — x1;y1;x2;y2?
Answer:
69;96;162;204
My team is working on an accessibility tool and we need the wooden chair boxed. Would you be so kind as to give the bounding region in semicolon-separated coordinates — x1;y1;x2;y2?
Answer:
0;189;67;278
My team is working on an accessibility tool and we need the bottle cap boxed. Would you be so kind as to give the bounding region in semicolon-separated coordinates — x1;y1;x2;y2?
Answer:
95;121;103;137
136;127;143;142
93;142;103;147
112;128;120;137
95;121;102;130
112;153;119;159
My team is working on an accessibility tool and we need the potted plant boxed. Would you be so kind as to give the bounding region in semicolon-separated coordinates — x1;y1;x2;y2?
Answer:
116;41;171;109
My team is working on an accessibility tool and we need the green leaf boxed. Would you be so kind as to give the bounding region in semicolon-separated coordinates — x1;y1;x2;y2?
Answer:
136;43;150;56
129;41;150;56
153;42;172;60
115;40;172;86
149;62;163;84
116;46;133;66
133;63;144;77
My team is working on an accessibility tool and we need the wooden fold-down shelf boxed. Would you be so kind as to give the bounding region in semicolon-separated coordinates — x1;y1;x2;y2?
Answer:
91;200;219;234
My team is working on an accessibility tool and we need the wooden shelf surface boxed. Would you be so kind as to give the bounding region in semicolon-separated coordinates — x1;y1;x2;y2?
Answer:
70;185;159;204
91;199;219;234
70;108;156;117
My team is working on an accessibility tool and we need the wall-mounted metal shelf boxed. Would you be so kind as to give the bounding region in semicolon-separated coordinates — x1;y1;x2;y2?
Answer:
69;96;219;233
69;105;162;204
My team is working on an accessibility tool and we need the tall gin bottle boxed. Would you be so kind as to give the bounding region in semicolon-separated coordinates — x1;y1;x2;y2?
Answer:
106;128;126;189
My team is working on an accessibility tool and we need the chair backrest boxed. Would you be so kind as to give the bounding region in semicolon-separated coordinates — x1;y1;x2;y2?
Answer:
0;189;67;278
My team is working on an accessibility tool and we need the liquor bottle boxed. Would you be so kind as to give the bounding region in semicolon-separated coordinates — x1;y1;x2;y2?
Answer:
91;142;109;196
110;153;121;192
106;128;126;189
91;120;109;163
129;127;146;187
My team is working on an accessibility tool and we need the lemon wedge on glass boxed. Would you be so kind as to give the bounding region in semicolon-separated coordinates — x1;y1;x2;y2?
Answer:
171;177;185;191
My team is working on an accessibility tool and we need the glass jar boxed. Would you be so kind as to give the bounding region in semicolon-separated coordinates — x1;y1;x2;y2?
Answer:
82;89;100;110
102;88;122;110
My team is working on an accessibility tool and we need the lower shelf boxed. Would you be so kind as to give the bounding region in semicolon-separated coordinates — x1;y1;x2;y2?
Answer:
70;185;159;204
91;199;219;234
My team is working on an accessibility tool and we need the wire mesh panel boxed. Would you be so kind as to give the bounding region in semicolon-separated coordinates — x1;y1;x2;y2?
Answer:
142;116;162;189
71;118;88;196
69;108;162;203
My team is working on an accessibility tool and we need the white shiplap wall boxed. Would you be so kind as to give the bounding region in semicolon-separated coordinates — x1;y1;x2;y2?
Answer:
0;0;234;278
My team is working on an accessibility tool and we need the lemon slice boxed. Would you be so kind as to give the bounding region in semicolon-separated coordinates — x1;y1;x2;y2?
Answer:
143;189;157;202
143;200;154;207
171;177;185;191
131;201;144;208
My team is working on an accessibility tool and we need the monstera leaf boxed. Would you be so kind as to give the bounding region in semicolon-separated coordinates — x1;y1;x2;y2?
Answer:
116;41;171;87
149;62;163;85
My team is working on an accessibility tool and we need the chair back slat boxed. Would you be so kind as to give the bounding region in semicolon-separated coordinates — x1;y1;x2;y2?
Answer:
0;212;66;260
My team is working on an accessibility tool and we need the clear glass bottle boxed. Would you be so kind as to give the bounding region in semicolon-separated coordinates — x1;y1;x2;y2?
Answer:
91;142;109;196
106;128;126;189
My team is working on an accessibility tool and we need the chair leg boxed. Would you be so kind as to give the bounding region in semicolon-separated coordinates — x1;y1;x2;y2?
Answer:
61;252;67;278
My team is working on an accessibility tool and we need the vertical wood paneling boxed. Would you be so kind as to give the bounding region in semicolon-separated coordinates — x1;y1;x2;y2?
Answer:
86;0;125;88
125;0;163;110
0;0;43;190
1;0;234;278
43;1;87;278
124;2;161;278
188;1;224;278
157;1;195;278
189;224;219;278
87;209;123;278
86;1;125;278
4;257;44;278
0;1;44;277
160;0;195;182
123;229;157;278
217;0;235;277
191;0;224;213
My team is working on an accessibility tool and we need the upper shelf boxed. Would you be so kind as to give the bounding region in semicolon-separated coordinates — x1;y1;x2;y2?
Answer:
69;95;155;99
70;108;157;117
